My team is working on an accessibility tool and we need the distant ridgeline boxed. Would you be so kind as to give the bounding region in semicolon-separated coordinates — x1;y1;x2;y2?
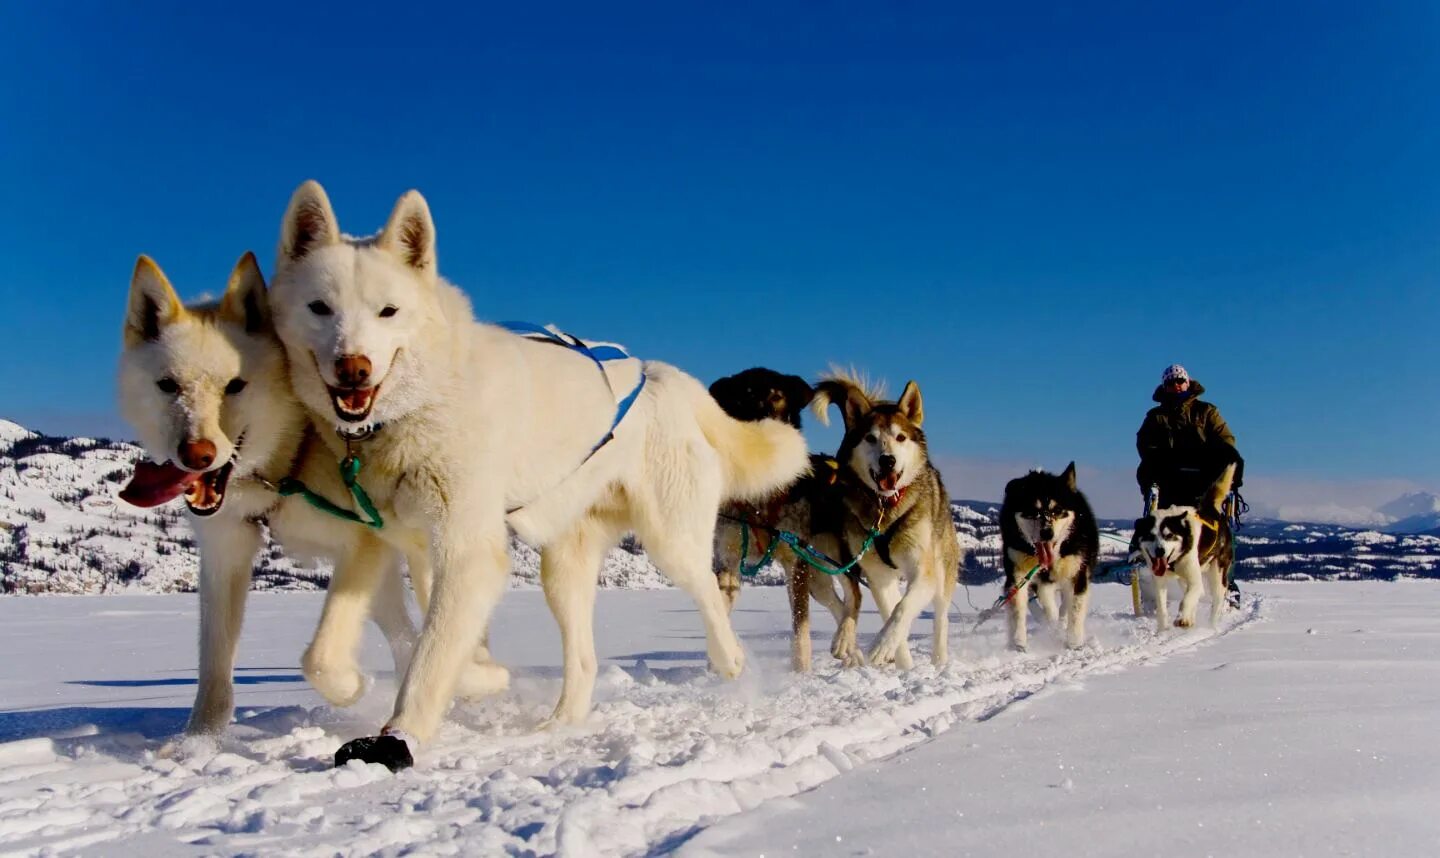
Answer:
2;419;1436;594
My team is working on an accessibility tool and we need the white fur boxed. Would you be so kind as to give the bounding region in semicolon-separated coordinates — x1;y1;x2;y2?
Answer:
117;255;426;741
1134;505;1227;632
270;182;809;744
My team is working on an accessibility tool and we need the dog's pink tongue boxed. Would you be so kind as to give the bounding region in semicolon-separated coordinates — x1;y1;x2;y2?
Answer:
1035;542;1055;569
1151;554;1169;577
119;460;200;508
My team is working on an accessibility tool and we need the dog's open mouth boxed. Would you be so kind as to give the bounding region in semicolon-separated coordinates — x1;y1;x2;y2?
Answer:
871;469;903;496
328;384;380;423
1149;550;1170;576
1035;541;1056;569
119;459;235;517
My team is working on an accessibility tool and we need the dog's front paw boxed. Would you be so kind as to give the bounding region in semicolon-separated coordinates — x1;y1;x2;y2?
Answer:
867;632;902;667
158;731;220;761
303;659;370;708
1175;616;1193;629
334;734;412;772
538;700;590;731
707;643;746;680
454;661;510;700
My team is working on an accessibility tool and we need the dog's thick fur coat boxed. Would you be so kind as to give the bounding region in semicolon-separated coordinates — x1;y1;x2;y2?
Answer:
1132;465;1237;631
811;373;962;668
708;369;864;671
269;182;809;753
999;463;1100;651
117;255;421;742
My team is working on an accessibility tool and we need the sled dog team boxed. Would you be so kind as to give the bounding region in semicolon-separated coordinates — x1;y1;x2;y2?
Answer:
117;182;1236;769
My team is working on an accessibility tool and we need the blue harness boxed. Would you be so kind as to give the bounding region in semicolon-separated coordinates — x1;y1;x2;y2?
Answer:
498;321;648;464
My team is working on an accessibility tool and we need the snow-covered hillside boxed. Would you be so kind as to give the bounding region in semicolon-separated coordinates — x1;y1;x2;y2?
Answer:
4;419;1438;595
0;420;667;594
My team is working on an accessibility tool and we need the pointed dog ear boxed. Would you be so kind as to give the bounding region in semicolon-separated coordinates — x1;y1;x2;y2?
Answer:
378;189;436;277
125;255;185;345
219;252;269;334
898;380;924;427
278;180;340;264
1061;461;1077;492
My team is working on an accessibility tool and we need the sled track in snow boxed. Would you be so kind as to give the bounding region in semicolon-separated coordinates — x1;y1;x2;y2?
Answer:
0;591;1263;856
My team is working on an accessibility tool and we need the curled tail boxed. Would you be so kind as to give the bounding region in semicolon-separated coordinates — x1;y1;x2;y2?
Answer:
693;382;809;502
1204;463;1237;517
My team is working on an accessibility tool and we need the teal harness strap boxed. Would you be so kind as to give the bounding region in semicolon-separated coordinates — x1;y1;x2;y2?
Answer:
732;517;883;578
782;527;881;576
277;455;384;530
736;520;783;577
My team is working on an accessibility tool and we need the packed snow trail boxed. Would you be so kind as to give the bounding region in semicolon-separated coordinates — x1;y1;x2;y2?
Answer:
685;581;1440;857
0;582;1259;856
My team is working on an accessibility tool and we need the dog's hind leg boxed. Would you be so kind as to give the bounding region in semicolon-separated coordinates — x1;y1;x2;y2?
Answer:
185;519;262;738
718;568;742;615
931;556;956;666
787;562;813;671
639;515;746;680
370;550;417;680
540;514;623;726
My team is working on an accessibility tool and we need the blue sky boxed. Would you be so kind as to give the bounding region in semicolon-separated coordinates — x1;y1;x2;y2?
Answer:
2;2;1437;518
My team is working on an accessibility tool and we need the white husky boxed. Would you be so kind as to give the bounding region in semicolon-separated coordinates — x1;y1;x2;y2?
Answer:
268;181;808;766
117;253;422;740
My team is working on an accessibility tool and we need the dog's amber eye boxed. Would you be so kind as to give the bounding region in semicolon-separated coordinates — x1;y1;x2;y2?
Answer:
308;300;332;316
225;378;248;395
156;378;179;395
379;305;399;318
895;433;907;443
865;434;877;444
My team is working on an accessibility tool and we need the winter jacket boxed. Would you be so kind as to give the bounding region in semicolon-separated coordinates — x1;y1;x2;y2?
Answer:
1135;380;1242;507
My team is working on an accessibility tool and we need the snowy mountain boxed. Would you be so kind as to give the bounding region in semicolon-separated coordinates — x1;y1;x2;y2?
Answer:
1378;491;1440;534
3;419;1438;594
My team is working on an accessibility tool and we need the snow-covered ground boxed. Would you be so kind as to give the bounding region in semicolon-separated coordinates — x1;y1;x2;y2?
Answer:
0;582;1433;856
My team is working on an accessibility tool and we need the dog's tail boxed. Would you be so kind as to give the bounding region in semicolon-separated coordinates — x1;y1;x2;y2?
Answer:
1204;463;1237;517
694;381;810;502
811;367;885;428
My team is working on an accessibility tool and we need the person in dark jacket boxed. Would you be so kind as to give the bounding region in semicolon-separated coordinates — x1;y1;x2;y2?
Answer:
1136;363;1244;606
1136;364;1243;510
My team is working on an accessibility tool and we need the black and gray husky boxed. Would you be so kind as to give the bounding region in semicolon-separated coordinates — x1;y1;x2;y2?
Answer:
999;463;1099;651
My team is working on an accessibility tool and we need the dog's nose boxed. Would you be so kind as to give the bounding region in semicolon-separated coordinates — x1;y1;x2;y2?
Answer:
1040;527;1054;541
334;355;372;388
878;454;896;472
178;439;216;471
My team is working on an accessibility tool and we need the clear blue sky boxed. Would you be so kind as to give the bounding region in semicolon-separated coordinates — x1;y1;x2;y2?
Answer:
2;1;1437;516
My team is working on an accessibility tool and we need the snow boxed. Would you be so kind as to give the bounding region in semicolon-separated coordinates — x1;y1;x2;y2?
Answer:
686;581;1440;858
4;581;1431;855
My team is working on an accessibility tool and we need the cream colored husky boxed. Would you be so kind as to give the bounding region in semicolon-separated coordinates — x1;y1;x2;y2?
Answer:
116;254;425;740
267;181;809;765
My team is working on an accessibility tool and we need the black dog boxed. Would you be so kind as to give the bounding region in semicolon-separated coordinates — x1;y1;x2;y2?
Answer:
709;367;814;428
999;463;1100;651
